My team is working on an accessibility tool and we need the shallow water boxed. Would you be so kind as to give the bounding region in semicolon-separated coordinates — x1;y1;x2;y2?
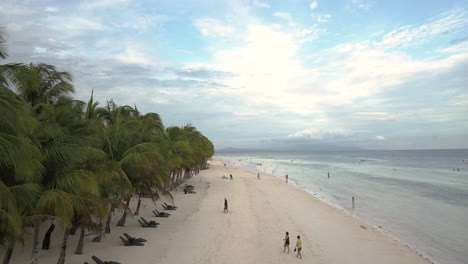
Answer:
216;149;468;264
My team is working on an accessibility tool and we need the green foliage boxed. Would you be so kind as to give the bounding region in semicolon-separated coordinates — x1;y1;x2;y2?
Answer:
0;36;214;264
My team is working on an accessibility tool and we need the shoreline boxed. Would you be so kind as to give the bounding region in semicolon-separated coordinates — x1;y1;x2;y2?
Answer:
4;159;431;264
217;157;437;264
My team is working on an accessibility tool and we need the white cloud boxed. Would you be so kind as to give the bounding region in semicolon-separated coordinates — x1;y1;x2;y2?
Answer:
251;0;270;8
59;17;106;32
151;97;170;104
274;12;293;21
376;136;385;140
113;43;153;65
351;0;370;11
45;7;58;13
310;1;318;9
81;0;132;9
194;18;236;38
379;9;468;48
354;112;396;121
288;128;358;141
312;13;331;23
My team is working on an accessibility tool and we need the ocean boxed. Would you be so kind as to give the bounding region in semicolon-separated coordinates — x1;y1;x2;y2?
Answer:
215;149;468;264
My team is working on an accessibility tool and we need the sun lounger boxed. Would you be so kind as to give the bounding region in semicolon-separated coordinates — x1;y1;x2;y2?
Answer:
161;204;176;210
123;233;147;243
90;255;122;264
153;209;170;217
138;217;159;228
163;202;178;209
141;217;159;226
138;219;157;228
119;236;144;246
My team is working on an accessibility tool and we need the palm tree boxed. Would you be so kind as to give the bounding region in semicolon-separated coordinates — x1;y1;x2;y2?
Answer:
0;63;73;107
1;33;214;263
0;28;7;60
0;85;45;264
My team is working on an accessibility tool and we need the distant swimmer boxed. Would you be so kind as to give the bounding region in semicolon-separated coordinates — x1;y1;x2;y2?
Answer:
285;174;289;183
328;172;330;179
352;196;355;209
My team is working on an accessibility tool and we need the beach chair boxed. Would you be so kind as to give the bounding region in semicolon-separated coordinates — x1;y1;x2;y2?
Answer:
153;209;170;217
161;204;176;210
123;233;147;243
163;202;177;210
119;236;144;246
90;255;122;264
138;217;159;228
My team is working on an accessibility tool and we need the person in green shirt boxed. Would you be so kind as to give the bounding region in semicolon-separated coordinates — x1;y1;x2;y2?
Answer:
294;235;302;259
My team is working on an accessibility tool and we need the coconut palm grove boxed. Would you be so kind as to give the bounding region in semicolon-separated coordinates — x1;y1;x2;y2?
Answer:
0;30;214;264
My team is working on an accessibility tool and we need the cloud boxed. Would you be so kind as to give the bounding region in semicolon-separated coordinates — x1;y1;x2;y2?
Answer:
113;42;154;65
194;18;236;38
58;17;106;32
288;128;358;141
81;0;132;9
251;0;270;8
312;13;331;23
45;7;59;13
273;12;293;21
450;35;468;45
2;1;467;149
175;68;236;79
310;1;318;9
376;136;385;140
351;0;370;11
379;9;468;48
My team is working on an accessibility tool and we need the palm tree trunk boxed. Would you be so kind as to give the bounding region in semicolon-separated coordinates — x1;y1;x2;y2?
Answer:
2;239;15;264
92;218;103;242
134;191;142;215
116;197;131;226
42;220;55;250
104;206;114;234
56;229;70;264
74;228;85;255
31;221;41;264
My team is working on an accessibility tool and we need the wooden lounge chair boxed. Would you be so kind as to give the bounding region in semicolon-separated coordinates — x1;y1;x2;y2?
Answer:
119;236;144;246
89;255;122;264
138;217;158;228
123;233;147;243
152;209;170;217
163;202;177;210
161;204;176;210
141;217;159;226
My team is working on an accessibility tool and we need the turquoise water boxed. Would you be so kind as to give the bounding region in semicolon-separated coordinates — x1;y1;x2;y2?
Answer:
216;149;468;264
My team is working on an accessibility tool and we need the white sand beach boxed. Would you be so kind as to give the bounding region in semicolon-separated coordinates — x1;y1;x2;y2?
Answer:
8;159;430;264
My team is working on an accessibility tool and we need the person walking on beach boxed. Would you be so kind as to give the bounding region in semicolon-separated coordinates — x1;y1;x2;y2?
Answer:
230;174;233;180
283;232;290;253
224;198;228;213
285;174;288;183
257;173;260;180
294;235;302;259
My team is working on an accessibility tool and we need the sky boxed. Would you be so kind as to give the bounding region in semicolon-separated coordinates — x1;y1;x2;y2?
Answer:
1;0;467;150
